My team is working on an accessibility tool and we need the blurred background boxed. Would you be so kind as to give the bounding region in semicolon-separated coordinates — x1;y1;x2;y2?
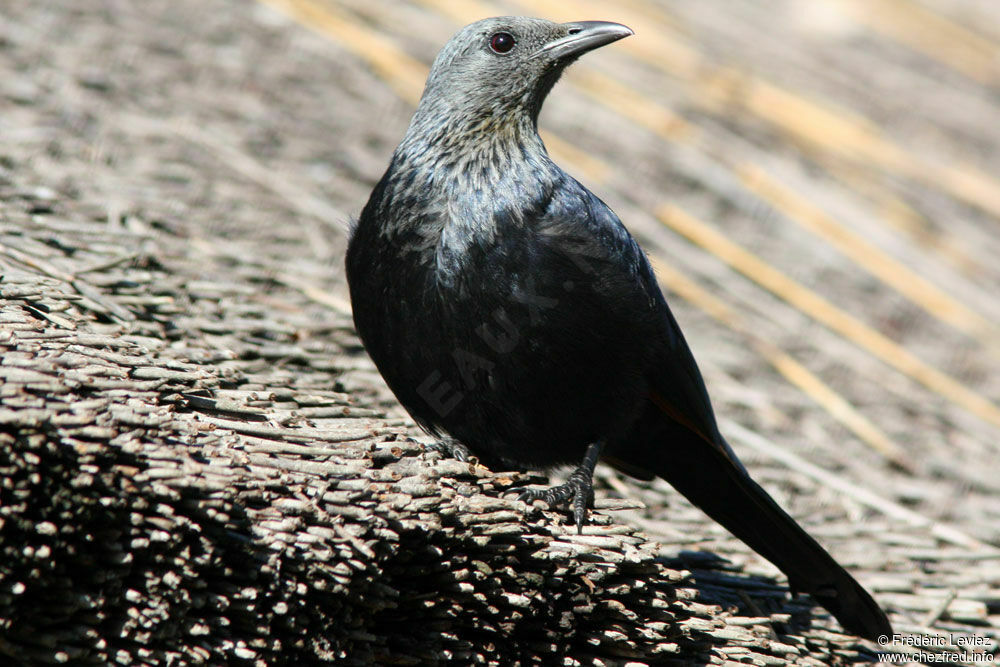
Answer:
3;0;1000;641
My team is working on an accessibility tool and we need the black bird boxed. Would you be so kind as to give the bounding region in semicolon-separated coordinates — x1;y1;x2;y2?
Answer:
346;16;891;640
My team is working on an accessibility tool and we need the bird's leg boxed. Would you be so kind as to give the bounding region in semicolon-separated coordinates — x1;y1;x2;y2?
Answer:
425;436;473;462
516;440;604;534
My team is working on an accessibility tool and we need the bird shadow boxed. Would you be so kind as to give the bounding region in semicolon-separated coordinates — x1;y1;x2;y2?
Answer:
657;549;882;661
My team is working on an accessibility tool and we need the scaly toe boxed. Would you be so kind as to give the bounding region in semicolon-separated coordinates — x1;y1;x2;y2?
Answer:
426;437;473;462
512;478;594;532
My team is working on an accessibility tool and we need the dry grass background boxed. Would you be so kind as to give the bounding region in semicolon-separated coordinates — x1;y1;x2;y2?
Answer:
2;0;1000;663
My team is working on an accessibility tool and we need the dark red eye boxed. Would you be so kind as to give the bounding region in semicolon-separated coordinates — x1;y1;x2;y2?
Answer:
489;32;516;54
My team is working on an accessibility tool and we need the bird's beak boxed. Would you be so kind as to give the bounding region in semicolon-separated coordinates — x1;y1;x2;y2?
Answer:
534;21;634;61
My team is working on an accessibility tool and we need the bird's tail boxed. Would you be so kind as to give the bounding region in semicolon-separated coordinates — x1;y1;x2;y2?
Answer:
611;411;891;640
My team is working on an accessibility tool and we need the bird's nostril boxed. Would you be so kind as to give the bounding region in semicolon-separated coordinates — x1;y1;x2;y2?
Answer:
568;27;581;35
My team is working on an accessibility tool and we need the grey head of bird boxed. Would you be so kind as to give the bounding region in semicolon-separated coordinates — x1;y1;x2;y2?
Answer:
400;16;633;152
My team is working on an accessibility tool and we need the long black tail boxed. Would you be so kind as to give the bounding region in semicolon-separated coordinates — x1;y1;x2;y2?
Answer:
615;410;892;640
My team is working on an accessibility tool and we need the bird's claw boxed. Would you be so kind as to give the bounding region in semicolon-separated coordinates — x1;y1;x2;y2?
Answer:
425;437;473;462
514;471;595;534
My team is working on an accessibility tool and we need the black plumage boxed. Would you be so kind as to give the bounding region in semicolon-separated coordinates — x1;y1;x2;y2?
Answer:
346;16;891;640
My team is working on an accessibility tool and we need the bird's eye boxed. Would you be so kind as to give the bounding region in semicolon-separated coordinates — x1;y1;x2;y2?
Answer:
489;32;516;54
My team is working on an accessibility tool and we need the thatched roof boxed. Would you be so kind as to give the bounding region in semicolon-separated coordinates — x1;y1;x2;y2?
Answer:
3;0;998;664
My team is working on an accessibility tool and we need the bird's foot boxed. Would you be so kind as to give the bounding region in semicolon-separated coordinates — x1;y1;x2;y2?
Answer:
425;437;473;462
513;441;604;534
516;472;595;534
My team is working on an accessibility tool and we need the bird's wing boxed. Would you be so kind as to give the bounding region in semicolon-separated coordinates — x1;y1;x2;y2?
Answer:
542;182;739;468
